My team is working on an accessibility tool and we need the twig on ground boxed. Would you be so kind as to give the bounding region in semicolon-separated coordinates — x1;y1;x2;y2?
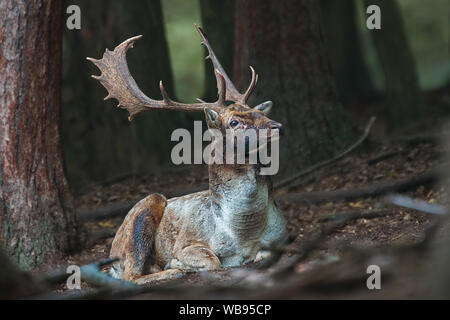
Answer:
36;257;137;299
391;132;448;145
274;116;376;190
43;257;120;286
385;194;447;215
366;149;402;165
276;167;440;205
77;185;208;222
77;201;135;222
317;209;391;222
85;228;117;246
80;264;137;290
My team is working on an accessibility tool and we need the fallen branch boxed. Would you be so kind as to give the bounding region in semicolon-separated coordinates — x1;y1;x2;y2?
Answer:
43;257;120;286
77;185;207;222
77;201;135;222
85;228;118;247
385;194;447;215
80;263;136;290
391;132;447;145
33;257;137;299
317;209;391;222
366;149;402;165
274;116;376;190
276;167;439;205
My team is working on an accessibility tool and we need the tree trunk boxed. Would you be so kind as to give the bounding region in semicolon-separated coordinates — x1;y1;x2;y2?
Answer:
363;0;422;128
319;0;376;102
234;0;354;179
63;0;181;188
0;0;78;270
200;0;235;102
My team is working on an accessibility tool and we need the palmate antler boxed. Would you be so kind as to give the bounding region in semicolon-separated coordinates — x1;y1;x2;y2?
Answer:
87;26;257;121
87;36;224;121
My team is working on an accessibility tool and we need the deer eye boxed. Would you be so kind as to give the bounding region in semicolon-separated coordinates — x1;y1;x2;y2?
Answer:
229;120;239;128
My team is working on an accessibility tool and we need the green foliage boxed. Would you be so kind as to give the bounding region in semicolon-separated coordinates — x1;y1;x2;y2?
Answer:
356;0;449;90
398;0;449;89
162;0;449;98
162;0;204;102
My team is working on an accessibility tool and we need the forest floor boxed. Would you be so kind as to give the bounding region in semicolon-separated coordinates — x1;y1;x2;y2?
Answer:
34;91;450;298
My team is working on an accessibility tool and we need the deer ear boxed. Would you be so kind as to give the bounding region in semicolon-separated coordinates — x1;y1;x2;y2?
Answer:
204;107;220;127
254;101;272;115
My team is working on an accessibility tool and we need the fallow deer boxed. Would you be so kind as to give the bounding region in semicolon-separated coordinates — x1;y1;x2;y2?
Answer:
87;25;287;283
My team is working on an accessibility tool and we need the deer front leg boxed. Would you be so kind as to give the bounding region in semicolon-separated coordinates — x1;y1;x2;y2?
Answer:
254;250;272;262
170;242;221;271
134;242;221;284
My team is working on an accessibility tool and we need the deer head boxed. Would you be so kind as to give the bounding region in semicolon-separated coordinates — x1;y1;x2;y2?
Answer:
87;25;282;159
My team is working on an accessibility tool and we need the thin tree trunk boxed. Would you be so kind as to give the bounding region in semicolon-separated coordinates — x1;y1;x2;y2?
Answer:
364;0;422;128
234;0;354;180
63;0;180;187
0;0;78;270
200;0;235;102
319;0;376;102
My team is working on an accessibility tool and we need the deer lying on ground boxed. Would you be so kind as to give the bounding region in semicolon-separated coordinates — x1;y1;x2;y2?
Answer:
87;25;287;283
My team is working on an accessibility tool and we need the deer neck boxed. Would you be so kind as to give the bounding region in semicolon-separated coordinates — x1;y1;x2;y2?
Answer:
208;163;271;241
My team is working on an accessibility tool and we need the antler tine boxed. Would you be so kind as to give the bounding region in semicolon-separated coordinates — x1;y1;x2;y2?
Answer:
87;35;221;121
241;66;259;104
195;24;243;104
159;81;173;105
215;69;226;108
195;24;259;106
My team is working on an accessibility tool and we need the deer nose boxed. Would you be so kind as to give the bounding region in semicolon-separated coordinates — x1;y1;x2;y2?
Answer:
268;121;284;135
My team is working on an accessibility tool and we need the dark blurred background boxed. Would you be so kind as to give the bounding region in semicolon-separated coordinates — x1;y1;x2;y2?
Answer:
61;0;449;192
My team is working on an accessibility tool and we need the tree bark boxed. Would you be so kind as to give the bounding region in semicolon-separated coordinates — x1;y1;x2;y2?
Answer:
319;0;376;102
234;0;354;180
200;0;235;102
0;0;78;270
364;0;422;128
63;0;181;187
